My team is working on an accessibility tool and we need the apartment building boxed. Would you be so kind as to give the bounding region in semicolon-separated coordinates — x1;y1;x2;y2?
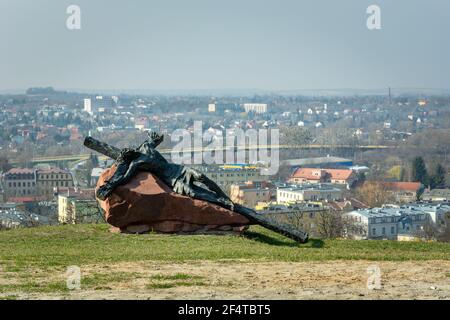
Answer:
36;167;74;197
229;181;273;208
201;165;267;193
277;184;343;203
346;203;450;240
2;168;37;198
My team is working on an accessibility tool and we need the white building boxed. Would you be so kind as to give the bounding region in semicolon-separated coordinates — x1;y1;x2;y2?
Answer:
243;103;268;114
346;203;450;240
84;96;116;115
83;98;92;114
277;184;343;203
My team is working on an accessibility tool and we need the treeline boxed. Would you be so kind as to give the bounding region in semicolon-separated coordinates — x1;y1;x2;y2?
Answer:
412;157;446;189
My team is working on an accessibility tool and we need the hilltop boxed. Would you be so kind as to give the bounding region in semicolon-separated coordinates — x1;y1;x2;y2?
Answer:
0;224;449;299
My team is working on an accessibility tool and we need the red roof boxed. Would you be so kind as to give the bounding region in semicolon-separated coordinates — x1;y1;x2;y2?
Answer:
290;168;325;180
327;169;354;180
7;196;47;203
5;168;35;175
290;168;354;181
383;182;422;192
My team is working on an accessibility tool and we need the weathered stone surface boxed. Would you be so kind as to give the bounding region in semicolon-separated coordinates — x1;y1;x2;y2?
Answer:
97;166;250;234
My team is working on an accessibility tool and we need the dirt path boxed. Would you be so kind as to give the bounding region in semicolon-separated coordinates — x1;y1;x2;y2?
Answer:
4;260;450;300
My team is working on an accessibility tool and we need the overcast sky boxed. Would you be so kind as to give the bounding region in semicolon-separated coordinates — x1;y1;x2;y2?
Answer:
0;0;449;92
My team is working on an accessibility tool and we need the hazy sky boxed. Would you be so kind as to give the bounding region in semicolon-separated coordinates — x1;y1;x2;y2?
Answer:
1;0;449;92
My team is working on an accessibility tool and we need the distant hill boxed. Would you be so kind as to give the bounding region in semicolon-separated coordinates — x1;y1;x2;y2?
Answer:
26;87;67;95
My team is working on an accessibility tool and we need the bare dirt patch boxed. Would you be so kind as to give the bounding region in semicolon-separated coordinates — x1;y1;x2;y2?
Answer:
3;260;450;300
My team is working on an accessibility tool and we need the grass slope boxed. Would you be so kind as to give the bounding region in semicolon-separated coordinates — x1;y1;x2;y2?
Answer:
0;224;449;297
1;224;449;269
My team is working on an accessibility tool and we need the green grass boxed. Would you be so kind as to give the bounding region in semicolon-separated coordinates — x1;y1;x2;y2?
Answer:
0;224;449;296
0;281;70;294
146;273;207;289
0;224;449;272
150;273;203;281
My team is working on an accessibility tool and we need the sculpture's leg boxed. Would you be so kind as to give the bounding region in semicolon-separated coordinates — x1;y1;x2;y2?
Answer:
190;170;230;200
97;160;140;200
175;179;234;211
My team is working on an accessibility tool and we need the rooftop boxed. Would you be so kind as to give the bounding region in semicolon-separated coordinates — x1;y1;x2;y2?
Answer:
383;182;423;192
290;168;354;181
351;203;450;218
4;168;35;175
278;184;342;192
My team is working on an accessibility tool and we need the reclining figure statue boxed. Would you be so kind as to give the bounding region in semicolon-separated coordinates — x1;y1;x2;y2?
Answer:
96;132;235;211
84;133;309;243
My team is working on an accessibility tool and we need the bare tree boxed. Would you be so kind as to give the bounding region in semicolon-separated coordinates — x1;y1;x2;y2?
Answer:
414;219;438;241
355;181;394;207
315;210;345;239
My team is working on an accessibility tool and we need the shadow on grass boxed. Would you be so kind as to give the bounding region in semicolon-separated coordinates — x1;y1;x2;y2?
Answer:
243;231;324;248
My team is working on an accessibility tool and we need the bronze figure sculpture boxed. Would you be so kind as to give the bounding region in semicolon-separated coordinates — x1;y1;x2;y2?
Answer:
84;133;309;243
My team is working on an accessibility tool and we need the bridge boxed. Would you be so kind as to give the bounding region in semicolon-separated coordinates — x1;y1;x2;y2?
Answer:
10;144;394;165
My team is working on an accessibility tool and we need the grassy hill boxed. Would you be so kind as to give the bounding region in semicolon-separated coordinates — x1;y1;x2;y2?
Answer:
0;224;449;298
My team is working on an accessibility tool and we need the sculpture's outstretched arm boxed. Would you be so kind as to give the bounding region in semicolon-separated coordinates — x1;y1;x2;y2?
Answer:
137;131;164;153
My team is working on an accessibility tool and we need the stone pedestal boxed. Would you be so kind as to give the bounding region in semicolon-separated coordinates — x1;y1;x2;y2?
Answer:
97;166;250;234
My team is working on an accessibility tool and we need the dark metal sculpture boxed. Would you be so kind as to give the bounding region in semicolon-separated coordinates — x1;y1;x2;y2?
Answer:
84;133;309;243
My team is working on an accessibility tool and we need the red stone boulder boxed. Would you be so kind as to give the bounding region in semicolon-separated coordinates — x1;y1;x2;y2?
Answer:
96;166;250;234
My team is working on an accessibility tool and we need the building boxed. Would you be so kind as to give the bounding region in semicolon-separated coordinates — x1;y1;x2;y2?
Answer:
421;189;450;202
277;184;343;203
382;182;423;203
288;168;356;188
229;181;272;208
58;188;101;224
346;203;450;240
84;96;116;115
90;167;105;187
83;98;92;114
2;168;37;199
327;198;369;212
36;167;74;197
402;203;450;227
134;116;150;130
207;103;241;113
201;165;267;193
243;103;268;114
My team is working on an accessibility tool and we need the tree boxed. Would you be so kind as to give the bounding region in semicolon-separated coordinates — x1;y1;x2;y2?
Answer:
0;156;12;172
281;127;313;146
415;219;438;241
438;224;450;243
411;157;428;185
355;182;394;207
431;164;446;189
273;164;294;182
315;210;345;239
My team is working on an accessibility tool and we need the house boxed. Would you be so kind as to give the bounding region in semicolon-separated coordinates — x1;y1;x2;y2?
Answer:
382;182;423;203
421;189;450;202
288;168;356;188
327;198;369;212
